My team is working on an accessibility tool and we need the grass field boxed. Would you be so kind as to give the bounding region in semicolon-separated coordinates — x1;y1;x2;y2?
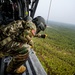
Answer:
33;23;75;75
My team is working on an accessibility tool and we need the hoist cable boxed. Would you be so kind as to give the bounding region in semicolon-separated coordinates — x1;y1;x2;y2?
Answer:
47;0;52;24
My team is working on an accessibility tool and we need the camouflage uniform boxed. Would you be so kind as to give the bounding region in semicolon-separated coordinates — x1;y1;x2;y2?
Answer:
0;20;36;73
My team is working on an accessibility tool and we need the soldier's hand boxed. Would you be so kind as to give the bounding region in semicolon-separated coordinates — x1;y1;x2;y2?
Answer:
41;34;47;38
29;40;34;48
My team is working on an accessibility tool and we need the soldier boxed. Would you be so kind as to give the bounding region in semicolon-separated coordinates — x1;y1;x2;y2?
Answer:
0;16;46;74
32;16;47;38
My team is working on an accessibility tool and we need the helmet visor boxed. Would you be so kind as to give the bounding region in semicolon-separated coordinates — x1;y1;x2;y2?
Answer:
36;22;45;33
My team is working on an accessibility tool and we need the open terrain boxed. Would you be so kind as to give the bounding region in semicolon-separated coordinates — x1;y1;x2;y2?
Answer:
33;22;75;75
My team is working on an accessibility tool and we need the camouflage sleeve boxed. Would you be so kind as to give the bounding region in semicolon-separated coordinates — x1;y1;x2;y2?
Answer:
20;21;36;47
22;30;34;46
34;34;41;37
2;20;23;36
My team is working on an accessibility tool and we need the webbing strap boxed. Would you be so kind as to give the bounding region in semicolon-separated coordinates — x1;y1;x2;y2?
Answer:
0;37;12;46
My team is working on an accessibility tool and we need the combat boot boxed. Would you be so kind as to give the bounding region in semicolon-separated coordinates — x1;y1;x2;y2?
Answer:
14;65;26;74
6;65;26;74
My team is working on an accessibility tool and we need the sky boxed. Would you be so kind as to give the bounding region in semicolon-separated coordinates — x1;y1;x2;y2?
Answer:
35;0;75;25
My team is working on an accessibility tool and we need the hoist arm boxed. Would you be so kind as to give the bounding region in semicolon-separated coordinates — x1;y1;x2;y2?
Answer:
30;0;39;18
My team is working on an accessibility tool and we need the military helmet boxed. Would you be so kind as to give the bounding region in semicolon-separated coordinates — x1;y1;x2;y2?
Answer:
32;16;46;33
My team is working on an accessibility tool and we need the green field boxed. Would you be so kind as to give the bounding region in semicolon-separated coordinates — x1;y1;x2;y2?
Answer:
33;23;75;75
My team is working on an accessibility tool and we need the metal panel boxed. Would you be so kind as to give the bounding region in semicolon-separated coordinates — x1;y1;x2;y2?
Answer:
30;0;39;18
0;49;47;75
